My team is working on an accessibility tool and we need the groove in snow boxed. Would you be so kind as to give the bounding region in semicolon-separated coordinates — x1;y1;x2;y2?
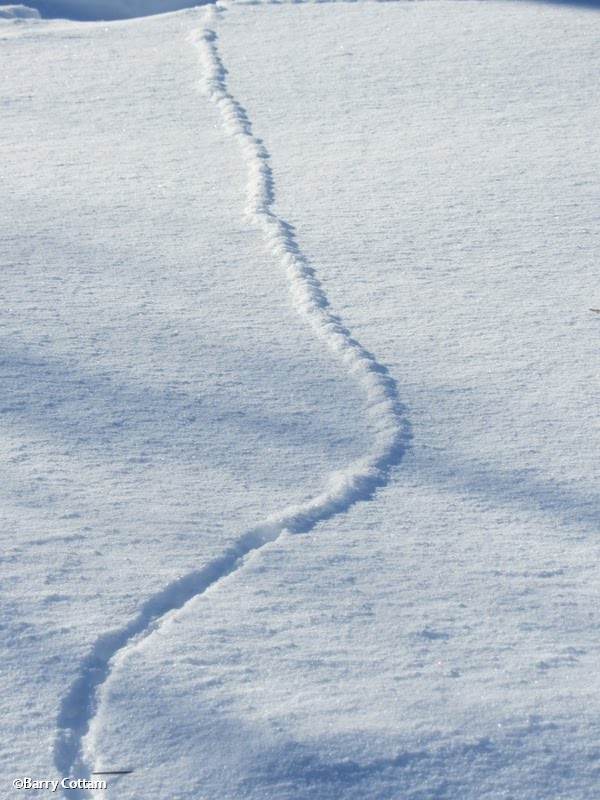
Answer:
53;4;409;795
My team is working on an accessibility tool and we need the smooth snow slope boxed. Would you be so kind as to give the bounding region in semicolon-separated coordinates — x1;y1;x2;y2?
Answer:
87;2;600;800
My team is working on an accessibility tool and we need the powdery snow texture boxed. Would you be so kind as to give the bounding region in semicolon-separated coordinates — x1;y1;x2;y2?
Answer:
2;1;600;799
90;3;600;799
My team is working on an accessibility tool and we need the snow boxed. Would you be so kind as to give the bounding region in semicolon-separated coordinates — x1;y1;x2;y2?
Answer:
0;5;40;18
2;1;600;799
19;0;204;21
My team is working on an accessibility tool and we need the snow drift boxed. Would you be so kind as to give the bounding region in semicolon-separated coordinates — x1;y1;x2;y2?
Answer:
0;4;41;17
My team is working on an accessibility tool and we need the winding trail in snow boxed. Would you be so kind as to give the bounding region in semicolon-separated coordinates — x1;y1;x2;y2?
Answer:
53;3;409;795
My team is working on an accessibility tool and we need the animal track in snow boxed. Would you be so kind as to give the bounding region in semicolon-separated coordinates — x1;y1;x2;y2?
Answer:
53;4;409;794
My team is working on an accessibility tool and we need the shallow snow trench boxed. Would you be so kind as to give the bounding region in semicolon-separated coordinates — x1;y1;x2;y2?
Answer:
52;2;407;795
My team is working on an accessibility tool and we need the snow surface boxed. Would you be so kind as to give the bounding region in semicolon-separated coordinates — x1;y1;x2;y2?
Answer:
2;1;600;799
18;0;205;21
0;4;40;18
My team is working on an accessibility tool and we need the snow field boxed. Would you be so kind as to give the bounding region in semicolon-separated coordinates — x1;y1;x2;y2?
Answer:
58;1;409;788
1;6;374;793
88;3;600;798
2;1;600;799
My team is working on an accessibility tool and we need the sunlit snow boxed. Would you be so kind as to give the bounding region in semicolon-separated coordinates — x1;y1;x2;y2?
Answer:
2;1;599;799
